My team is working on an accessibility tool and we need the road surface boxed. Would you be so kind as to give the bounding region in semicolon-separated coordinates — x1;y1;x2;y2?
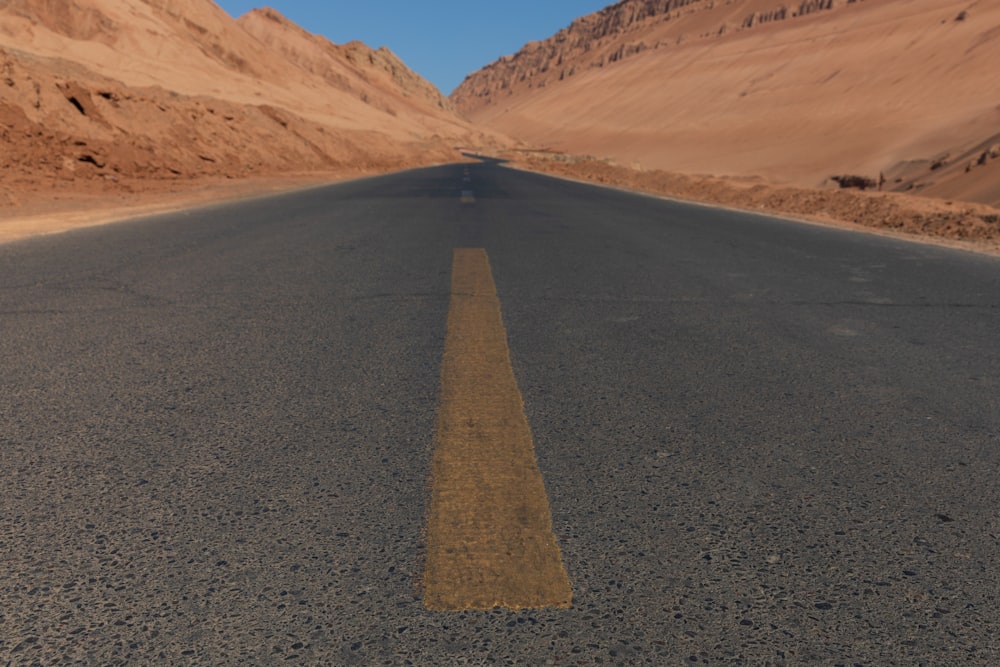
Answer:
2;160;999;664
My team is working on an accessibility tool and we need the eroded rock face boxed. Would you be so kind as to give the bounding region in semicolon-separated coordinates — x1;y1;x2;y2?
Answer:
0;0;118;44
236;9;455;114
451;0;862;114
0;0;489;196
0;49;456;185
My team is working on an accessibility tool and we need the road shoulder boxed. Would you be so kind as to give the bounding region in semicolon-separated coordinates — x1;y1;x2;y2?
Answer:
506;157;1000;257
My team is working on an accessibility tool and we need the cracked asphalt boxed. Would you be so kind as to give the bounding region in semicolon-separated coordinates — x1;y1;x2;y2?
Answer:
1;161;999;665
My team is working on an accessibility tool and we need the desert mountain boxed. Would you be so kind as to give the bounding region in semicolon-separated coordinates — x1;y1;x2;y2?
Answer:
0;0;497;208
454;0;1000;206
238;8;455;118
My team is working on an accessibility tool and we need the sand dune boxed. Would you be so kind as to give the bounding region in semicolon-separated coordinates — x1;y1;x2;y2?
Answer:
455;0;1000;207
0;0;505;226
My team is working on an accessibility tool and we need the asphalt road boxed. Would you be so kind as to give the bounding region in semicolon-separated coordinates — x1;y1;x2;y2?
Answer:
1;160;999;665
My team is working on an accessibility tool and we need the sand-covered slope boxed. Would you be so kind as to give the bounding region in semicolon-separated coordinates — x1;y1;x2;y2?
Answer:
454;0;1000;206
0;0;499;211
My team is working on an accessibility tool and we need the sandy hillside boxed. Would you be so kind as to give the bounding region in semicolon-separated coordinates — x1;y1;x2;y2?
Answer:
454;0;1000;206
0;0;504;226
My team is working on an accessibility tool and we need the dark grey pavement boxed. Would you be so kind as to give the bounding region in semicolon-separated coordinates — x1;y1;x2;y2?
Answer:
1;161;998;665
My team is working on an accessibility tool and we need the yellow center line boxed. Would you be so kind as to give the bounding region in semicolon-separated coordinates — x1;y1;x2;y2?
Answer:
423;248;573;612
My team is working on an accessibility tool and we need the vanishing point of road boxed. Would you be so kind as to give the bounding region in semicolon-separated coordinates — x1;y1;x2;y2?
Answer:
2;160;998;664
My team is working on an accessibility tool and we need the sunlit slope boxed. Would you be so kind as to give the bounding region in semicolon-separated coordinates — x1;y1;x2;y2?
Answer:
454;0;1000;205
0;0;503;193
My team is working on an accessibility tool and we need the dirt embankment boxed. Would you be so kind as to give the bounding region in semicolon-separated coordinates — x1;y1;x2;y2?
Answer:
512;154;1000;253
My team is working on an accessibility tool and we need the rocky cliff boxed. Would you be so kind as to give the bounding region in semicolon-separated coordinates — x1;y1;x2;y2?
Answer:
453;0;863;114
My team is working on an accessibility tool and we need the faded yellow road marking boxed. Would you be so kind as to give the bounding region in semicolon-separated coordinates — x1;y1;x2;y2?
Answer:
423;248;572;612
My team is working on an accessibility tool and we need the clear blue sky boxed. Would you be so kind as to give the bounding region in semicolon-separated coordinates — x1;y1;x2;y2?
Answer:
214;1;610;95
